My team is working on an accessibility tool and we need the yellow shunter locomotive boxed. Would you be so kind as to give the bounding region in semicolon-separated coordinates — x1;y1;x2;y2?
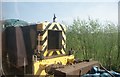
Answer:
2;17;99;77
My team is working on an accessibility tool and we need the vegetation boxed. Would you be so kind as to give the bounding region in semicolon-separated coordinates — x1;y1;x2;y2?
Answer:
66;18;120;71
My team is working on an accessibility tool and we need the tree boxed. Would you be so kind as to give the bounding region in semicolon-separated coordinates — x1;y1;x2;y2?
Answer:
66;18;118;70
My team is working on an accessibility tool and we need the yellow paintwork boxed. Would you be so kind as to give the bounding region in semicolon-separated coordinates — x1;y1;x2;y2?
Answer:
34;55;74;77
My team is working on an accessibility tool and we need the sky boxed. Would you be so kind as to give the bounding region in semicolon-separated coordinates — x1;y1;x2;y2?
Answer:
2;0;119;2
2;1;119;25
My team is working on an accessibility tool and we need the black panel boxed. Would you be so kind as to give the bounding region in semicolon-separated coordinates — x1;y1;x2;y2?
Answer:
48;30;62;50
21;25;37;74
6;27;17;65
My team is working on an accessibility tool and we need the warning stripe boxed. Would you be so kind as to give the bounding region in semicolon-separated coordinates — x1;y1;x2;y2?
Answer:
42;47;48;57
40;31;47;41
62;36;66;43
56;51;61;55
46;50;63;56
62;40;65;45
48;24;64;56
43;50;48;56
39;23;66;37
37;22;66;57
47;50;58;56
52;51;58;55
40;23;52;36
52;24;59;30
42;46;47;52
59;24;66;35
41;41;47;50
40;36;47;45
61;49;66;54
56;23;66;40
48;51;53;56
62;45;66;52
37;45;47;52
62;32;66;40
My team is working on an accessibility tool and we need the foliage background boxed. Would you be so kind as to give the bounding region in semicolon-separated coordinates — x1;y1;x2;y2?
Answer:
65;18;120;71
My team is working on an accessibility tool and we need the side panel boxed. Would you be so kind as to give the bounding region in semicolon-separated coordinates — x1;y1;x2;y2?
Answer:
0;20;2;76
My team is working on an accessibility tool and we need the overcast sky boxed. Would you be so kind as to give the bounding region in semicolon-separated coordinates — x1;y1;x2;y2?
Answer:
2;0;119;25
